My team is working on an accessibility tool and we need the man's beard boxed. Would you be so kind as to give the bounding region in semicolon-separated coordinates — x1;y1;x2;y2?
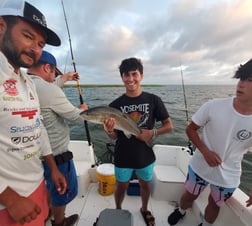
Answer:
1;30;36;68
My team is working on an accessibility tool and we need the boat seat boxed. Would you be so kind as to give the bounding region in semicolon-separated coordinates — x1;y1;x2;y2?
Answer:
154;165;185;183
151;145;190;202
151;165;186;202
69;140;92;198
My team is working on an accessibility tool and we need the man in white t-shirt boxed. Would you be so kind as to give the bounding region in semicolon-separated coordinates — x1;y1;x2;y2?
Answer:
168;59;252;226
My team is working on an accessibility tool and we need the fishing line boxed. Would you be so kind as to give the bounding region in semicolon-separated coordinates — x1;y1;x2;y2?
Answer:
180;61;193;154
61;0;96;166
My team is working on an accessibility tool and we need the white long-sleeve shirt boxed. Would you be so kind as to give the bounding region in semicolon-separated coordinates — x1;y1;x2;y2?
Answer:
0;52;52;209
31;75;84;156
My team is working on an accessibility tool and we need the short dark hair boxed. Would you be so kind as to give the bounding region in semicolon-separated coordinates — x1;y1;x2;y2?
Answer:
31;60;47;68
233;59;252;80
2;16;19;29
119;57;143;76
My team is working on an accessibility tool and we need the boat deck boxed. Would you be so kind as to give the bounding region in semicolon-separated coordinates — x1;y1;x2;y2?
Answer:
46;183;199;226
44;141;252;226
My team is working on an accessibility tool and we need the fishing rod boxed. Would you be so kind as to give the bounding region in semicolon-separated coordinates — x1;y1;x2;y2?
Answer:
61;0;96;166
61;0;82;101
180;62;189;125
179;61;193;154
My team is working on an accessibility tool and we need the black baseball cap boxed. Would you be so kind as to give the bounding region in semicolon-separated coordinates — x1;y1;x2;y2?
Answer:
0;0;61;46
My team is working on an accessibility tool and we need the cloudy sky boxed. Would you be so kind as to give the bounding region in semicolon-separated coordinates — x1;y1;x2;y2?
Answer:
28;0;252;85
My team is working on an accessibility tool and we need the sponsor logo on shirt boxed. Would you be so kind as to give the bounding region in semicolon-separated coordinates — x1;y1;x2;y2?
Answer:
12;109;38;119
2;96;23;101
237;129;252;141
7;144;35;152
3;79;18;96
10;118;41;133
29;92;35;100
11;132;41;145
24;150;40;160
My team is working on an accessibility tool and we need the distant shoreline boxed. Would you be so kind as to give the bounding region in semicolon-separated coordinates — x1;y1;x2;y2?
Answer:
63;84;165;88
63;84;235;88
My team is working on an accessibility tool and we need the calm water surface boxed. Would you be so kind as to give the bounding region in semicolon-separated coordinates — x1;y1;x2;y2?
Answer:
63;85;252;195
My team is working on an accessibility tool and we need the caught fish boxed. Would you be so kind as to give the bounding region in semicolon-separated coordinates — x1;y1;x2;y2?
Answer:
80;106;141;138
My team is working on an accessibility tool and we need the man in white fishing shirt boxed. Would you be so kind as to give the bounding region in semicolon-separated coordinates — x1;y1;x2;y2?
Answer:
28;50;88;226
0;0;67;225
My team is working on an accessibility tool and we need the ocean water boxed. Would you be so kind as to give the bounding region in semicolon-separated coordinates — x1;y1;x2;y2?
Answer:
63;85;252;195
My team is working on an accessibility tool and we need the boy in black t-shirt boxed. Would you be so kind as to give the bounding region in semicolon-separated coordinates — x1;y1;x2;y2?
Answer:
103;57;174;226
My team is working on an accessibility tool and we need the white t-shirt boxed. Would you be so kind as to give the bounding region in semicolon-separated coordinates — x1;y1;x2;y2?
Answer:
0;52;52;209
190;97;252;188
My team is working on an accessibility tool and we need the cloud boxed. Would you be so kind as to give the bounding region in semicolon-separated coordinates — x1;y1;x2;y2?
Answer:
28;0;252;85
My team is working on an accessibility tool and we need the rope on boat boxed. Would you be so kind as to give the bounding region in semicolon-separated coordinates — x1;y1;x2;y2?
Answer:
61;0;96;166
180;61;194;154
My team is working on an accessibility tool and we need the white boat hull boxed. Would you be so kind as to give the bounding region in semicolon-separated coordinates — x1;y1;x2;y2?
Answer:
45;140;252;226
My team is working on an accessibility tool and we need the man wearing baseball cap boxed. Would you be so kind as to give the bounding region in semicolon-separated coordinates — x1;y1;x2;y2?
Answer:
0;1;67;226
0;0;61;46
28;50;88;226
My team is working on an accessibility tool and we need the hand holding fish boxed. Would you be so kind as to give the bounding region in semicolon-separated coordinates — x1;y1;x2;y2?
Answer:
103;118;117;137
136;129;154;142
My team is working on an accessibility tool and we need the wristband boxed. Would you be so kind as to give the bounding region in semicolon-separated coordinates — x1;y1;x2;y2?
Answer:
152;128;158;139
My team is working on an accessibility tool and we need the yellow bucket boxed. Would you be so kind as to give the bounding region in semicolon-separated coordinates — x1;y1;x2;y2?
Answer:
96;163;116;196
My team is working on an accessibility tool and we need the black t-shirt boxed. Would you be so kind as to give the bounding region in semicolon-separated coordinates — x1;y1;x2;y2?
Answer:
109;91;169;168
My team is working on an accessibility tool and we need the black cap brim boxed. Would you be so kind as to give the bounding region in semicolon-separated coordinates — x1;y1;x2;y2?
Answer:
21;18;61;46
55;67;63;77
39;25;61;46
